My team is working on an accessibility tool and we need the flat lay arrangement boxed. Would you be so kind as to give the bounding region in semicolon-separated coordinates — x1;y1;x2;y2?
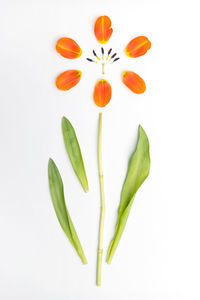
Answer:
2;1;200;298
48;15;151;286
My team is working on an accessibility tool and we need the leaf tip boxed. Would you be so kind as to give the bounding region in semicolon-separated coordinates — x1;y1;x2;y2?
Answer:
82;258;88;264
138;125;148;140
48;157;54;167
62;116;71;129
106;258;112;264
84;185;89;193
138;124;144;132
61;116;66;124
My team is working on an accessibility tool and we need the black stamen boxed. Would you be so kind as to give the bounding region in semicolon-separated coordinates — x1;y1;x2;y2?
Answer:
108;48;112;55
112;57;120;63
111;53;117;59
87;58;94;62
93;50;97;57
101;47;104;54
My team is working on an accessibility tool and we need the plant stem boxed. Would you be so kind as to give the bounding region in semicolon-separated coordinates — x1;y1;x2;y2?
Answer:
96;112;105;286
102;62;105;74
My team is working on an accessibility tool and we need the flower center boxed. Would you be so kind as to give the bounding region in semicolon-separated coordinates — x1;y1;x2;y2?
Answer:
87;47;120;74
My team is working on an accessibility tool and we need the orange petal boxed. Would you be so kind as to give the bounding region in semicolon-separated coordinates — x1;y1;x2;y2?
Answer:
122;71;146;94
93;79;112;107
94;16;113;44
56;38;82;59
125;36;151;58
56;70;82;91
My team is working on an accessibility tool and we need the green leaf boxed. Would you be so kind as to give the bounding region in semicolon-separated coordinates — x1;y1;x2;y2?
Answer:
48;158;87;264
62;117;89;192
106;125;150;264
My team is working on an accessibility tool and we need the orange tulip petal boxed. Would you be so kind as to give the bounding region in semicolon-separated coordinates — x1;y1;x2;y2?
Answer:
56;70;82;91
122;71;146;94
93;79;112;107
125;36;151;58
56;38;82;59
94;16;113;44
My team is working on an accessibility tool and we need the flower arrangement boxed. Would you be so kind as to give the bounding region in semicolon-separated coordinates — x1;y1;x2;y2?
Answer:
48;15;151;286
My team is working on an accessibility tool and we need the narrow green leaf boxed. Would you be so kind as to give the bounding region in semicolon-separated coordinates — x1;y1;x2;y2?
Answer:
62;117;89;192
48;158;87;264
106;125;150;264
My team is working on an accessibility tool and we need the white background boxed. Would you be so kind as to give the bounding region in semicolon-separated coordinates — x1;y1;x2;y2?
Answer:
0;0;200;299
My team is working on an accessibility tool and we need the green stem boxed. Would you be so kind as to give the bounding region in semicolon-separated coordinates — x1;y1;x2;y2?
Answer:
96;112;105;286
102;62;105;74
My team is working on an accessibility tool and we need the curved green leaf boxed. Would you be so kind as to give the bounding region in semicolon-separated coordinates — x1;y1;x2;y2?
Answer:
106;125;150;264
62;117;89;192
48;158;87;264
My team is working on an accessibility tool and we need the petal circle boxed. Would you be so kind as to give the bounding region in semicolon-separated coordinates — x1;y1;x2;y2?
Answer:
56;38;82;59
125;36;151;58
94;16;113;44
122;71;146;94
56;70;82;91
93;79;112;107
